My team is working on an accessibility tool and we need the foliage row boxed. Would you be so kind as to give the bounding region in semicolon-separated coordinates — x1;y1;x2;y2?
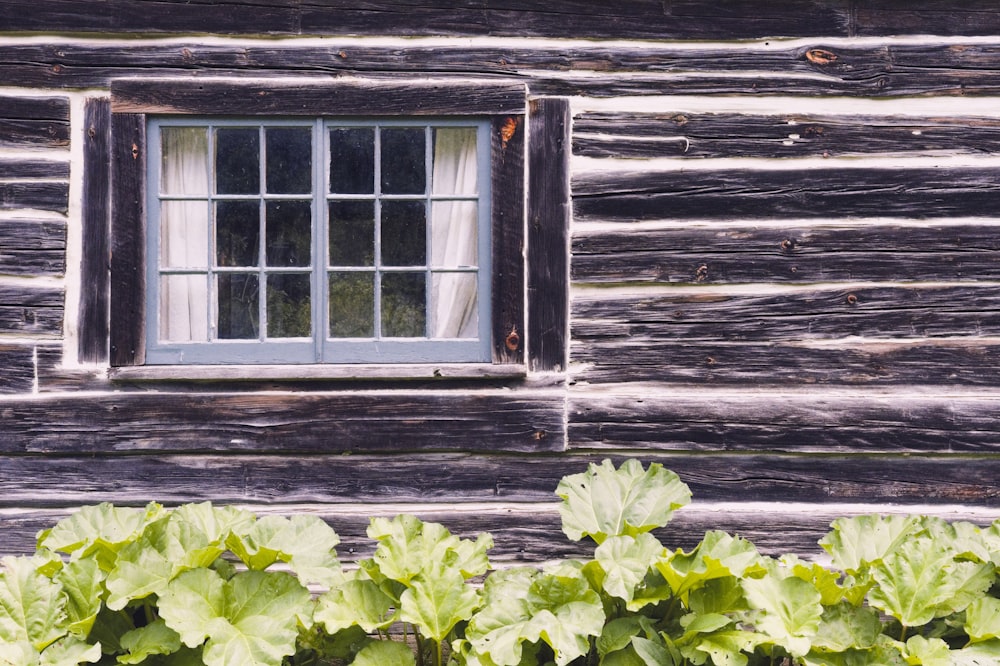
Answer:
4;459;1000;665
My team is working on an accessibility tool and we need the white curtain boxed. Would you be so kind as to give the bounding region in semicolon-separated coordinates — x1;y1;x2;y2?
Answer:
159;127;210;342
431;128;479;339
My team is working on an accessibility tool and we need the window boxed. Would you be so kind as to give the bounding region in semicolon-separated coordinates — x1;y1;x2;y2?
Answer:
148;118;490;364
107;79;531;372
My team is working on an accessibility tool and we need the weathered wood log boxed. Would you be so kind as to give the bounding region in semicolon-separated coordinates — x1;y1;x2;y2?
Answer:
572;224;1000;284
0;219;66;277
0;182;68;213
0;96;70;150
0;284;63;336
78;97;110;363
573;168;1000;222
0;344;36;394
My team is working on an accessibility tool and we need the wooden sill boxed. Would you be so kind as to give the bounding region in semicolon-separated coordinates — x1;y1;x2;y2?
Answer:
108;363;527;382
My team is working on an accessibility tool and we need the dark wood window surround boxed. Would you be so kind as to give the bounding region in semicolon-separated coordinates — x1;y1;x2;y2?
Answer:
77;78;572;381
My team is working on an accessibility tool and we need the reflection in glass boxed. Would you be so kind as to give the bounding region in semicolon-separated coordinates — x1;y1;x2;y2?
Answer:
381;128;425;194
160;201;209;268
381;200;425;266
266;127;312;194
216;201;260;267
161;127;209;195
266;201;311;267
160;275;209;342
217;273;259;339
267;273;311;338
432;273;477;338
382;272;425;337
330;128;374;194
329;272;374;338
329;201;375;266
215;128;259;194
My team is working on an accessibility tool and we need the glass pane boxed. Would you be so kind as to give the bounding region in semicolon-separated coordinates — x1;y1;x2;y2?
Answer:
160;200;209;268
265;201;311;267
161;127;209;195
329;272;374;338
330;128;374;194
381;127;425;194
382;272;425;337
431;127;477;195
266;127;312;194
329;201;374;266
216;201;260;267
267;273;311;338
430;201;477;267
215;128;259;194
160;274;209;342
431;273;477;338
381;200;425;266
217;273;259;339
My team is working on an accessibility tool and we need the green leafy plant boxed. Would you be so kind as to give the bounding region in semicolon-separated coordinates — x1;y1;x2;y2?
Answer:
6;459;1000;666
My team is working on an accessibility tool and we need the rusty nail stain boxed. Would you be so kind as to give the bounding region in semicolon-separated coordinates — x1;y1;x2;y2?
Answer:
694;264;709;282
672;114;689;126
805;48;838;65
500;117;519;149
131;143;140;160
780;238;795;251
338;50;347;59
533;430;546;441
846;293;858;305
706;356;716;365
505;326;520;351
87;126;96;139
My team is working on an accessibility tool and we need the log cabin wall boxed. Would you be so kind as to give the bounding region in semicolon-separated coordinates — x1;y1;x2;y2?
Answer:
3;0;1000;562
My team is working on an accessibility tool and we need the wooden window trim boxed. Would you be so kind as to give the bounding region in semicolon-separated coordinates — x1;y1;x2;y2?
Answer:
108;78;528;369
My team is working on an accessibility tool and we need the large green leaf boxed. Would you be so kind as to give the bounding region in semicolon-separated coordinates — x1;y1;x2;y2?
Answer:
351;639;416;666
965;597;1000;643
56;558;104;638
869;537;993;628
465;569;537;666
38;503;163;572
0;556;67;651
227;514;341;587
810;602;882;653
37;636;102;666
657;531;762;602
314;575;396;634
593;533;665;603
556;459;691;544
398;566;480;642
903;636;952;666
366;515;490;586
117;619;182;664
742;573;822;656
158;569;311;666
678;628;758;666
819;515;922;575
952;639;1000;665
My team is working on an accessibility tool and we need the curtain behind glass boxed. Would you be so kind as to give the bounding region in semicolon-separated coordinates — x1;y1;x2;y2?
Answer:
159;127;210;342
431;128;479;339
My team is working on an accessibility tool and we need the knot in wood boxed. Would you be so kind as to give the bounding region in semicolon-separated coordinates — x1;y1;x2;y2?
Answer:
694;264;709;282
500;117;520;149
805;49;838;65
505;326;520;351
846;293;859;305
780;238;796;251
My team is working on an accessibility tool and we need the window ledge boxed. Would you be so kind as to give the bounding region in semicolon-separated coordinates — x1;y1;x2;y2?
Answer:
108;363;527;382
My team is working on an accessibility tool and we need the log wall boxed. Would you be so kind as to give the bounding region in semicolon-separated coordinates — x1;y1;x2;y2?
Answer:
2;0;1000;562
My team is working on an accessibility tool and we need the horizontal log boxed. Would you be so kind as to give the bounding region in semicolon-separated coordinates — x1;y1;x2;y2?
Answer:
568;387;1000;453
571;339;1000;386
0;344;36;394
0;284;63;336
573;168;1000;223
572;286;1000;342
0;390;565;454
2;452;1000;507
573;112;1000;160
0;157;70;180
0;181;68;213
572;224;1000;285
0;95;70;149
0;219;66;277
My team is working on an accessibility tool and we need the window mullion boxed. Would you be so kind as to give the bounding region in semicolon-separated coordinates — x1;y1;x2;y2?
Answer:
373;124;382;341
314;118;325;362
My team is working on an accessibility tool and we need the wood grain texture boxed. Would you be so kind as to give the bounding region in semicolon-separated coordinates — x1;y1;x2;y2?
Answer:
572;286;1000;342
2;452;1000;506
572;224;1000;285
527;98;569;372
573;169;1000;223
0;391;564;454
574;112;1000;160
568;388;1000;453
0;345;35;394
0;96;70;150
491;114;525;365
0;157;69;180
78;97;111;364
0;284;63;336
0;182;68;214
0;219;65;277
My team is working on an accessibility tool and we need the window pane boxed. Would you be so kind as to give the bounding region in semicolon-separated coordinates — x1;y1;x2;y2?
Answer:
432;273;477;338
382;272;425;337
160;274;209;342
266;127;312;194
329;272;374;338
330;128;374;194
215;128;259;194
430;201;477;267
217;273;259;339
161;127;209;195
266;201;311;267
329;201;374;266
160;200;209;268
431;127;477;195
381;200;426;266
216;201;260;267
267;273;311;338
381;128;425;194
